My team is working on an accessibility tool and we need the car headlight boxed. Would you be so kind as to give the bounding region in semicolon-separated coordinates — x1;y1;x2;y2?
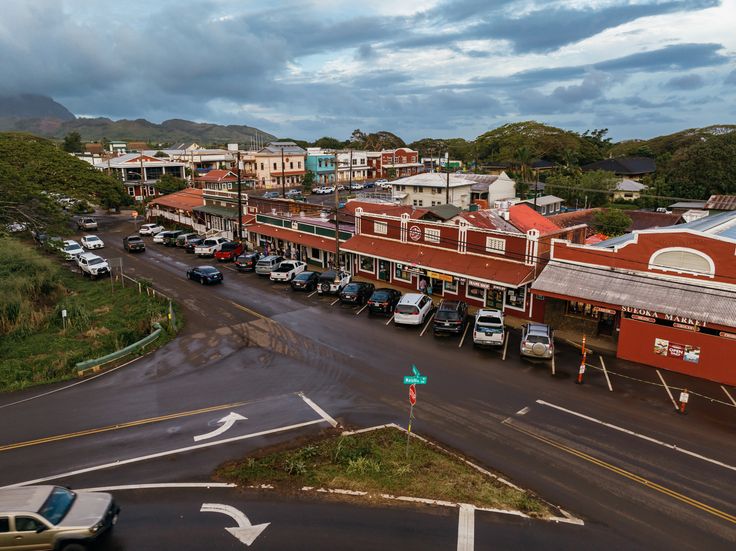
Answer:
90;519;104;533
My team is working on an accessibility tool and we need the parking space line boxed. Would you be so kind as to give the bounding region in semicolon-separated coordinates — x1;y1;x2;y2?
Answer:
308;290;318;298
224;266;238;272
419;313;435;336
356;304;368;316
458;323;470;348
502;332;509;361
385;314;395;326
330;297;340;306
299;393;339;427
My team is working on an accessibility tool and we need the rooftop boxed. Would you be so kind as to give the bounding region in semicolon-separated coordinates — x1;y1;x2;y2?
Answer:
519;195;564;207
582;156;656;175
705;195;736;211
149;188;203;210
391;172;479;188
508;204;562;235
615;179;647;192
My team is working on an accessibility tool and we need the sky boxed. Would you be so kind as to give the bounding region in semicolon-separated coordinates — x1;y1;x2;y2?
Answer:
1;0;735;142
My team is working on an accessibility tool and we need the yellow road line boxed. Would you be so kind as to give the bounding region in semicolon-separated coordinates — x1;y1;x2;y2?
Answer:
504;421;736;525
228;300;267;320
0;401;247;453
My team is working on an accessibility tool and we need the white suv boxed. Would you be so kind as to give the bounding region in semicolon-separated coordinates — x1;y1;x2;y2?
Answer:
394;293;434;326
139;223;164;236
76;252;110;278
472;308;505;346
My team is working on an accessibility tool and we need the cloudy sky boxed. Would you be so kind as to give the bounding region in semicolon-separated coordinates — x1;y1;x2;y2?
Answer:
1;0;735;142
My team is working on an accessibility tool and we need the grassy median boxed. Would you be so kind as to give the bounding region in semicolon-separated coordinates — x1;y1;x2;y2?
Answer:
0;238;180;391
216;426;550;515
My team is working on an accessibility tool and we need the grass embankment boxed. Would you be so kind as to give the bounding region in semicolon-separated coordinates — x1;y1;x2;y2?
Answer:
0;238;180;391
216;427;550;515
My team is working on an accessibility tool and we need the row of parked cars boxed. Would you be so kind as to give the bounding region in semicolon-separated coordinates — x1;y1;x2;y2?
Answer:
138;224;555;358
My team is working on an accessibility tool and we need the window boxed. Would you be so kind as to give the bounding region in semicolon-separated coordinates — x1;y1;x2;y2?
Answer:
485;237;506;253
505;286;526;309
147;166;163;180
298;161;302;168
413;186;420;193
310;247;321;260
0;517;9;532
127;187;135;196
290;162;294;169
360;256;375;272
567;301;597;319
394;265;412;282
444;279;458;293
318;160;322;168
14;517;45;532
148;186;156;195
431;201;438;206
467;285;485;301
273;162;277;170
260;163;264;170
374;221;388;235
425;228;441;244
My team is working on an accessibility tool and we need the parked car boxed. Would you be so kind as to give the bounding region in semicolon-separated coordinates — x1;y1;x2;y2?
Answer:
433;300;468;336
194;236;229;257
394;293;434;326
186;265;223;285
472;308;505;347
175;233;199;247
184;237;205;253
367;288;402;315
163;230;184;246
363;181;375;189
6;222;27;233
76;217;98;230
123;235;146;253
80;235;104;250
290;271;320;292
214;241;245;262
270;260;307;282
339;282;375;305
349;182;364;190
62;240;84;260
285;189;303;199
0;485;119;551
76;252;110;278
139;223;164;236
255;255;284;276
152;231;168;244
234;251;261;272
520;323;554;359
317;270;351;295
263;191;280;199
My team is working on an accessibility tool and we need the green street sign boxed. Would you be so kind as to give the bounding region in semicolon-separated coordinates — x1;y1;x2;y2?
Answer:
412;365;420;376
403;375;427;385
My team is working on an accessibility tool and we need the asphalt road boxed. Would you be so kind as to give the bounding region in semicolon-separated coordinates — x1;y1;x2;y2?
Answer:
1;215;734;550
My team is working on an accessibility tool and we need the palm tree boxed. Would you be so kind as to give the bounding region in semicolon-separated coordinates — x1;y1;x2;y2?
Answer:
513;146;533;200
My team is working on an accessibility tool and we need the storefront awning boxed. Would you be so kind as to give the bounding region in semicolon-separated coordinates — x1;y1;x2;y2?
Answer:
247;223;345;252
342;235;535;287
532;262;736;328
192;204;238;218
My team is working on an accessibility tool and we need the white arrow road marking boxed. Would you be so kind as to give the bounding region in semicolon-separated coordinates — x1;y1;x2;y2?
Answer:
193;412;248;442
200;503;269;547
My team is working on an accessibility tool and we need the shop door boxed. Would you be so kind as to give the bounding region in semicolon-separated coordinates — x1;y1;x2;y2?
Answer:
485;288;504;309
429;278;443;296
597;312;616;336
378;260;390;282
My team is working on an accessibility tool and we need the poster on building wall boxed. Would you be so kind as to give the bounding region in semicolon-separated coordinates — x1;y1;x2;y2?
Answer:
652;338;700;364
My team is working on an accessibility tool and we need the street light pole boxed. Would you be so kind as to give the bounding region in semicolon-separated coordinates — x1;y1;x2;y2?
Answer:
237;149;243;241
333;151;341;271
281;146;286;199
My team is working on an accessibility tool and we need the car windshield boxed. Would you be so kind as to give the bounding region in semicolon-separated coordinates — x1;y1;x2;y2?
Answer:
436;310;462;321
343;283;359;292
477;316;502;325
200;267;219;274
87;237;100;242
203;240;216;246
294;272;313;280
396;304;419;314
128;237;142;242
64;244;80;251
526;335;550;344
88;258;104;265
371;291;390;300
38;487;75;525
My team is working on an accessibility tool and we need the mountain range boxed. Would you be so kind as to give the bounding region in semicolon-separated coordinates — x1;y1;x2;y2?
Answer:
0;94;275;145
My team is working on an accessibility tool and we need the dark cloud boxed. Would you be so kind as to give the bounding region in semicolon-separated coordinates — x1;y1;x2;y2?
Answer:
664;74;705;90
515;72;612;114
595;43;728;72
725;69;736;84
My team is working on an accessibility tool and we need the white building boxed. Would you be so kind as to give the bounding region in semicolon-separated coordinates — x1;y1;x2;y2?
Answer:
390;171;517;209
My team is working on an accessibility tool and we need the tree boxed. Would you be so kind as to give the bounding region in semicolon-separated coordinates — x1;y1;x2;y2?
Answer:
582;170;617;208
512;146;534;199
62;132;83;153
350;129;367;143
313;136;344;149
593;209;631;237
301;170;316;192
156;174;187;195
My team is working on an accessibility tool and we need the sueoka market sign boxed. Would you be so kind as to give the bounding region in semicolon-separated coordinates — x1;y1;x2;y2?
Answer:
621;306;707;328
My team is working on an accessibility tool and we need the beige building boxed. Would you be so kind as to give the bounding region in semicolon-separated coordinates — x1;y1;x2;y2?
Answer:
255;142;307;188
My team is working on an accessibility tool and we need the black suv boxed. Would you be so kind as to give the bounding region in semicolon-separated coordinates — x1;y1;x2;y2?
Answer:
184;237;205;253
291;271;320;292
234;251;261;272
162;230;184;246
367;288;402;315
433;300;468;336
339;282;375;305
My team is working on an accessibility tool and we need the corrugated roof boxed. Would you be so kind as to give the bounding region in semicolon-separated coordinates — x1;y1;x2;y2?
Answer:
149;188;203;210
508;204;561;235
705;195;736;210
519;195;564;207
532;262;736;328
616;179;647;192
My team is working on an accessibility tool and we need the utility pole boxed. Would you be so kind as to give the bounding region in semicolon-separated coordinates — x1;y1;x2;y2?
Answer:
281;146;286;198
349;149;353;190
236;149;243;241
333;151;341;271
445;151;450;205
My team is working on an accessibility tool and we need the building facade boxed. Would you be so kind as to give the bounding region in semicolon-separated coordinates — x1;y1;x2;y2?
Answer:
95;153;186;201
255;142;307;188
376;148;422;179
305;150;336;185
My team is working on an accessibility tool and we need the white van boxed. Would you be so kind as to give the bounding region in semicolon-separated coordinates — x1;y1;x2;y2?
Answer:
473;308;505;346
394;293;434;326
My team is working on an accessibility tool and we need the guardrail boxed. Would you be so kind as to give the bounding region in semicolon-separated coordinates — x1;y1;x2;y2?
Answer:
75;322;163;377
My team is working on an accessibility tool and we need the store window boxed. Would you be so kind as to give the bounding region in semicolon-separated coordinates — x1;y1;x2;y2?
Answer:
360;255;375;272
486;288;504;309
310;247;322;260
444;279;458;294
505;286;526;309
467;285;485;301
394;265;412;282
567;301;597;318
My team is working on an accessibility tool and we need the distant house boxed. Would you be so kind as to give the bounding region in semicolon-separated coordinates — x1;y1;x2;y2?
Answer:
518;195;564;216
94;153;186;201
466;172;517;205
668;200;708;214
193;169;242;190
582;156;656;180
613;179;647;201
704;195;736;212
548;208;682;238
84;143;104;155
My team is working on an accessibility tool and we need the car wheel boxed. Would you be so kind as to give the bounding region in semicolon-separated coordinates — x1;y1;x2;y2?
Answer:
321;282;330;293
200;278;205;285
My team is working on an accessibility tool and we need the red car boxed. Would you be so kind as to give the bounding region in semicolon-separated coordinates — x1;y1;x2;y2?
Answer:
214;241;244;262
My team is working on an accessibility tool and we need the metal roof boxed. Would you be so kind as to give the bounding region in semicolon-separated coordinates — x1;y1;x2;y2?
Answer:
533;262;736;327
520;195;564;207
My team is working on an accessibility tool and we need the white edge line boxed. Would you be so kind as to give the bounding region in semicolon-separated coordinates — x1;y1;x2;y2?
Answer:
299;393;338;428
3;418;326;489
385;314;395;326
457;503;475;551
78;483;236;492
419;313;435;336
536;399;736;473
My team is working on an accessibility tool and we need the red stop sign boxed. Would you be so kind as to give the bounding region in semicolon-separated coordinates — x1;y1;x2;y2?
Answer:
409;384;417;406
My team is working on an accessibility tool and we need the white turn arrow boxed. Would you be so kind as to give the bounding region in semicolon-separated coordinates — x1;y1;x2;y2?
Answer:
193;412;247;442
200;503;269;546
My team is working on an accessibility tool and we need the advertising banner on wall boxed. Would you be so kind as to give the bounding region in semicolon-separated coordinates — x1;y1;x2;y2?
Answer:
653;338;700;363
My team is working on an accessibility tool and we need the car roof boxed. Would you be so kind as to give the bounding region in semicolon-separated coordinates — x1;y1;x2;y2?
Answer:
398;293;425;304
477;308;503;316
526;323;550;334
0;485;55;512
438;300;463;309
78;252;101;260
260;255;281;261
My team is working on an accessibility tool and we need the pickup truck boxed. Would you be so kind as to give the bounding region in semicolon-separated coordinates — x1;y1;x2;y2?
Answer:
123;235;146;253
214;241;245;262
317;270;351;294
77;217;98;230
269;260;307;282
195;237;229;257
